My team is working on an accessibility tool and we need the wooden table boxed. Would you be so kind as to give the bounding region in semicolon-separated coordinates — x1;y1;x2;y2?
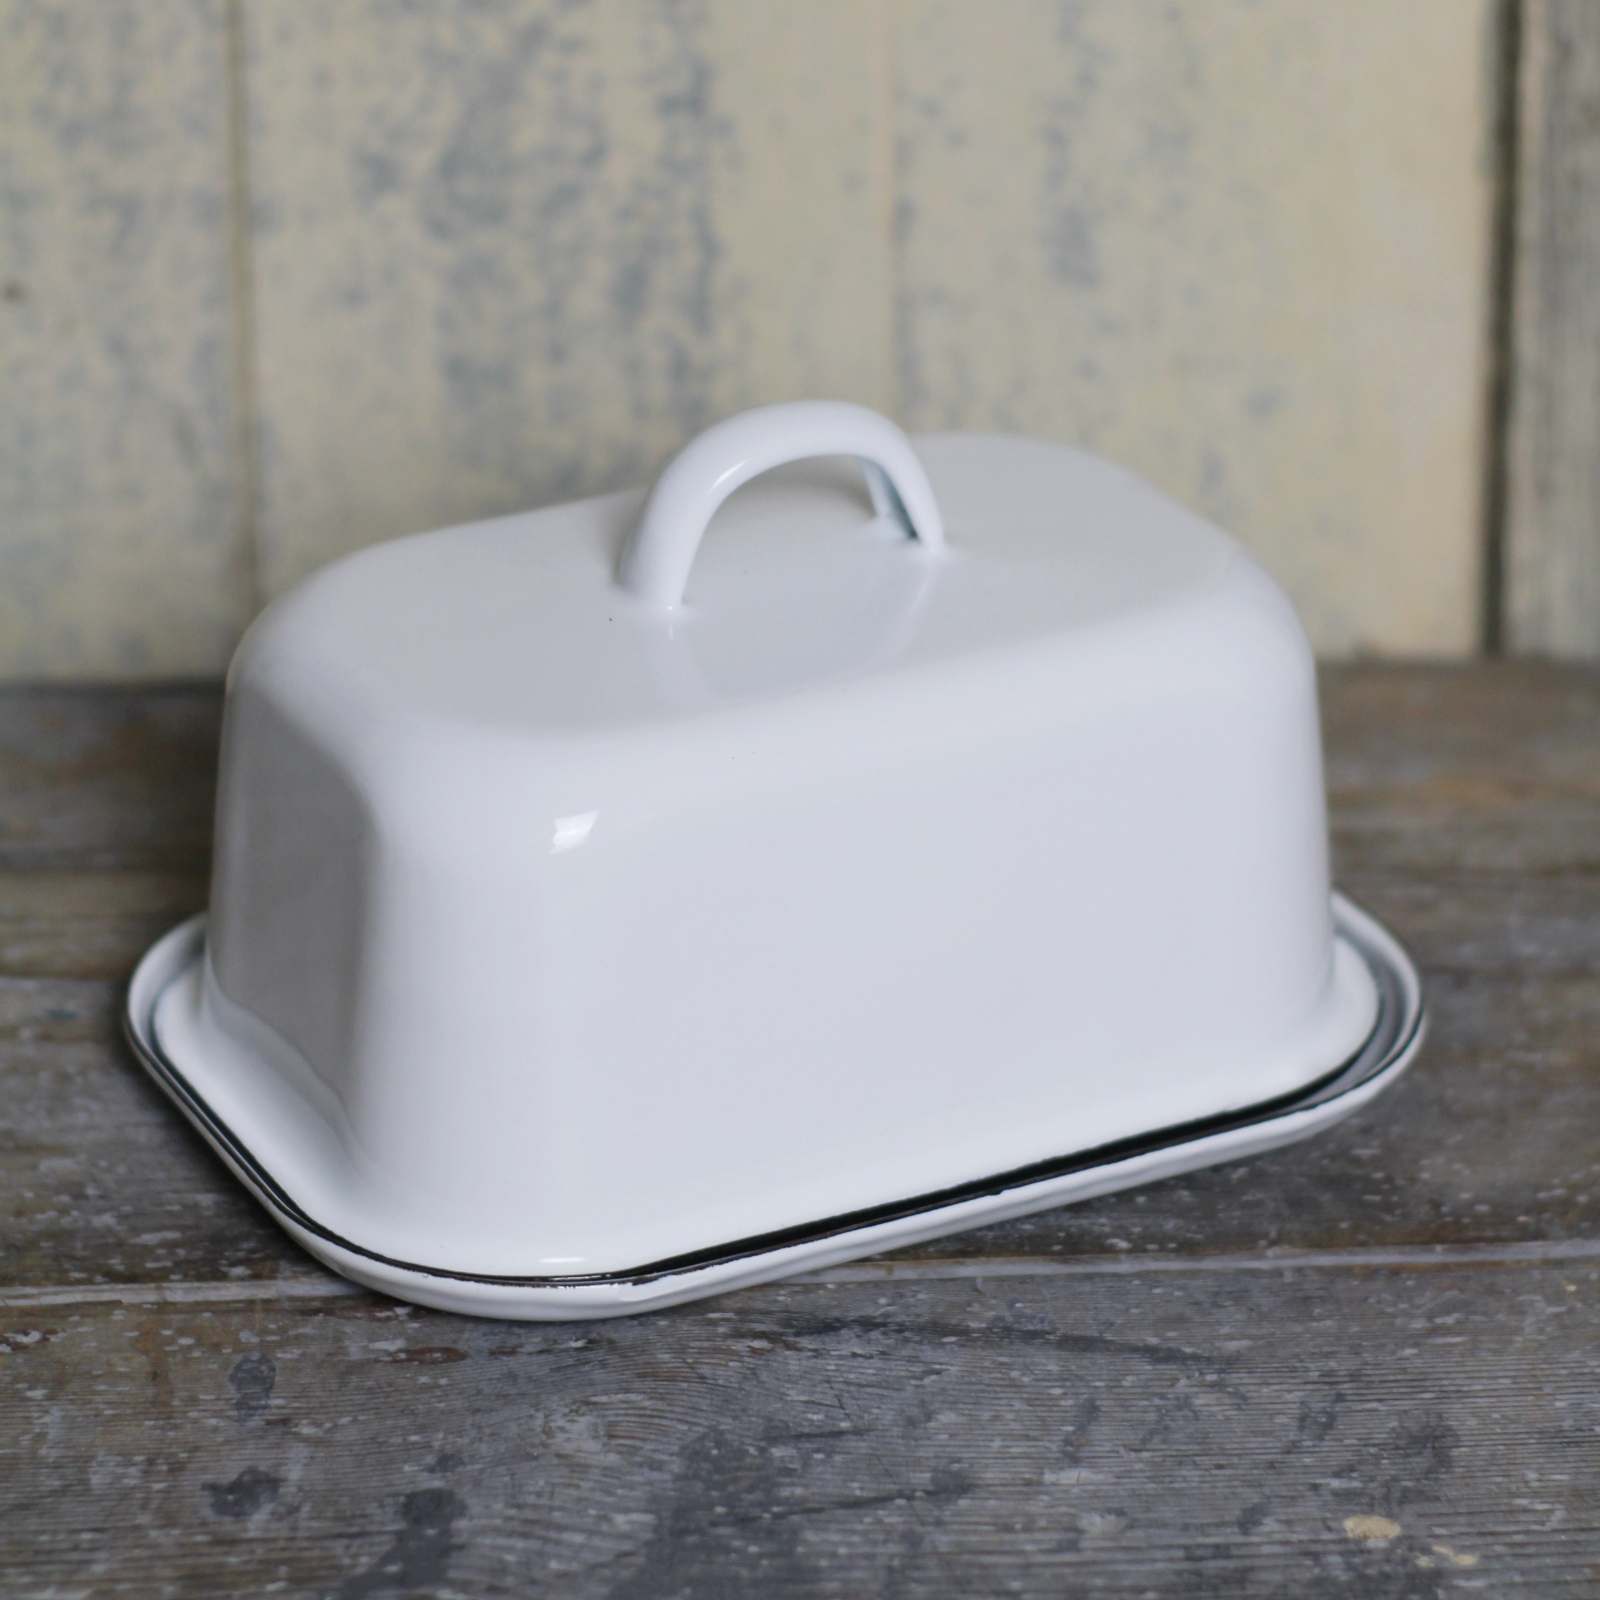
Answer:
3;664;1597;1597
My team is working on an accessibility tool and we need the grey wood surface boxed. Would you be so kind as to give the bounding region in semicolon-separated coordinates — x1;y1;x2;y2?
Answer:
2;665;1598;1595
1507;0;1600;655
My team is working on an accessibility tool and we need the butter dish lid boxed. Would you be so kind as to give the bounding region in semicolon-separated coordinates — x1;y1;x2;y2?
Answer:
120;399;1430;1319
231;401;1246;735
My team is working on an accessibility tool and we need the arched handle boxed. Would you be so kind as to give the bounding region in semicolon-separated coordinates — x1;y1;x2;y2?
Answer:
616;401;945;611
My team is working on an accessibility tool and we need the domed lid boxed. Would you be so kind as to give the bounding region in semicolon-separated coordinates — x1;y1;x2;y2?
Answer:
232;402;1244;736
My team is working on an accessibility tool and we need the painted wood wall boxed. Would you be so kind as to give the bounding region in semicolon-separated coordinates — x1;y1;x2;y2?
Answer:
0;0;1586;679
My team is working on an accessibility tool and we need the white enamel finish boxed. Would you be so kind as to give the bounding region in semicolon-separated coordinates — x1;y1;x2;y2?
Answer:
617;400;944;610
132;403;1419;1306
126;897;1423;1320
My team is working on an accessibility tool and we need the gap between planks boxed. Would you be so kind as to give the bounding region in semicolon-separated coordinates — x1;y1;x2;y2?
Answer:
3;1237;1597;1311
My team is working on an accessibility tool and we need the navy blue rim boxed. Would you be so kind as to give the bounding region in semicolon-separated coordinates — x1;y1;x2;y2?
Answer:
124;901;1422;1291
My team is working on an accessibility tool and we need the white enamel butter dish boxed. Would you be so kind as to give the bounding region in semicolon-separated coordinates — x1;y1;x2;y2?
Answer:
126;401;1424;1319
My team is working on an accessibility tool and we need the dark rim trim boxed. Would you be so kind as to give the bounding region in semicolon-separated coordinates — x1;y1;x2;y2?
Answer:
124;902;1422;1291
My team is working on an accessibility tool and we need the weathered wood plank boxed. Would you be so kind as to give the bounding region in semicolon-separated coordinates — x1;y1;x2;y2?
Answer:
0;0;1519;677
243;0;895;598
0;873;206;980
1325;663;1600;881
893;0;1496;654
3;1264;1596;1596
0;0;250;679
0;669;1596;1593
0;687;220;872
1507;0;1600;655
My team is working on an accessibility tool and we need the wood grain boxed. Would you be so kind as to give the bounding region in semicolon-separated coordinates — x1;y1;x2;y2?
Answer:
2;666;1597;1592
1507;0;1600;655
3;1264;1596;1596
0;688;220;873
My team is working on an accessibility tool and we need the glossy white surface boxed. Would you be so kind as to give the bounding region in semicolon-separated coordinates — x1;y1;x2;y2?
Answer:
126;896;1423;1320
618;401;944;610
169;404;1389;1287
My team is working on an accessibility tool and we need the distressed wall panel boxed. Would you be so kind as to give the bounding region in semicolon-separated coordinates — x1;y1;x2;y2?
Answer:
246;0;894;596
894;0;1496;655
0;0;247;679
0;2;1516;674
1506;0;1600;656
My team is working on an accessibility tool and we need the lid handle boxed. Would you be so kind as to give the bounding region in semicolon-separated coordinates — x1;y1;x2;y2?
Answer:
616;401;945;611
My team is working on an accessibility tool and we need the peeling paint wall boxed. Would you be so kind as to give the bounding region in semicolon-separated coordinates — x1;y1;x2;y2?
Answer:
1;0;1496;677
